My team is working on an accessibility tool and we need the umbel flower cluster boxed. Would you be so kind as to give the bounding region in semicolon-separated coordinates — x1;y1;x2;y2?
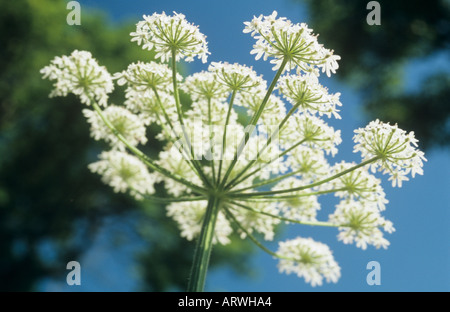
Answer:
41;11;426;289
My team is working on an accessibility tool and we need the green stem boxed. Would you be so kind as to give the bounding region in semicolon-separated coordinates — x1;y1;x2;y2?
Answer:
152;88;199;176
153;87;176;132
92;103;207;195
223;206;279;258
225;98;302;190
207;98;217;185
171;48;185;127
142;195;207;203
170;48;213;188
217;90;237;184
228;200;343;228
226;138;307;189
229;188;348;200
231;156;380;197
187;196;221;292
230;168;304;193
224;206;299;262
219;58;288;189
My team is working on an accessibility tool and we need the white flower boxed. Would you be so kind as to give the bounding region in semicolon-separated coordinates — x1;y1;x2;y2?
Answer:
114;61;177;92
209;62;266;92
124;90;178;128
187;99;237;126
221;130;287;182
243;11;340;75
330;161;388;211
88;150;155;200
83;106;147;151
353;119;426;187
277;237;341;287
278;73;342;118
182;71;229;101
251;134;287;178
114;62;180;128
167;201;232;245
272;177;321;221
131;12;210;63
329;200;395;250
232;201;280;241
238;93;286;127
285;147;330;181
40;50;114;106
156;148;203;196
322;53;341;77
282;113;342;156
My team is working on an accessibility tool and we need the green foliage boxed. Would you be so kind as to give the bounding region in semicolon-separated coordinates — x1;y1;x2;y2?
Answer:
0;0;253;291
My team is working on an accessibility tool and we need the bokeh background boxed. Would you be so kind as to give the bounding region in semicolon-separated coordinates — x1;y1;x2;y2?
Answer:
1;0;449;291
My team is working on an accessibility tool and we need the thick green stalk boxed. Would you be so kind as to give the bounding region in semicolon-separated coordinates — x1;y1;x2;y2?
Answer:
187;196;221;292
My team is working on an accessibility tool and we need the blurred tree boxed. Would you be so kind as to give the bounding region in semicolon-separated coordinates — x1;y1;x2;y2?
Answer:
299;0;450;149
0;0;253;291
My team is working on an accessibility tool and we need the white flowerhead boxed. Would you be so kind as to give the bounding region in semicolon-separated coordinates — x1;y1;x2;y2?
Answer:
83;106;147;151
278;73;342;118
353;119;426;187
285;147;330;181
232;201;280;241
243;11;340;75
156;149;202;197
114;61;177;93
115;62;179;127
272;177;321;222
238;93;286;127
284;113;342;156
124;90;178;128
88;150;155;200
131;12;210;63
329;200;395;250
40;50;113;106
182;71;229;101
277;237;341;287
167;201;232;245
187;99;238;130
330;161;388;211
209;62;266;92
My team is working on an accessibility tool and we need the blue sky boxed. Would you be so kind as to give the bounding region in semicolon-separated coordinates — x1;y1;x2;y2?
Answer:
43;0;450;291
